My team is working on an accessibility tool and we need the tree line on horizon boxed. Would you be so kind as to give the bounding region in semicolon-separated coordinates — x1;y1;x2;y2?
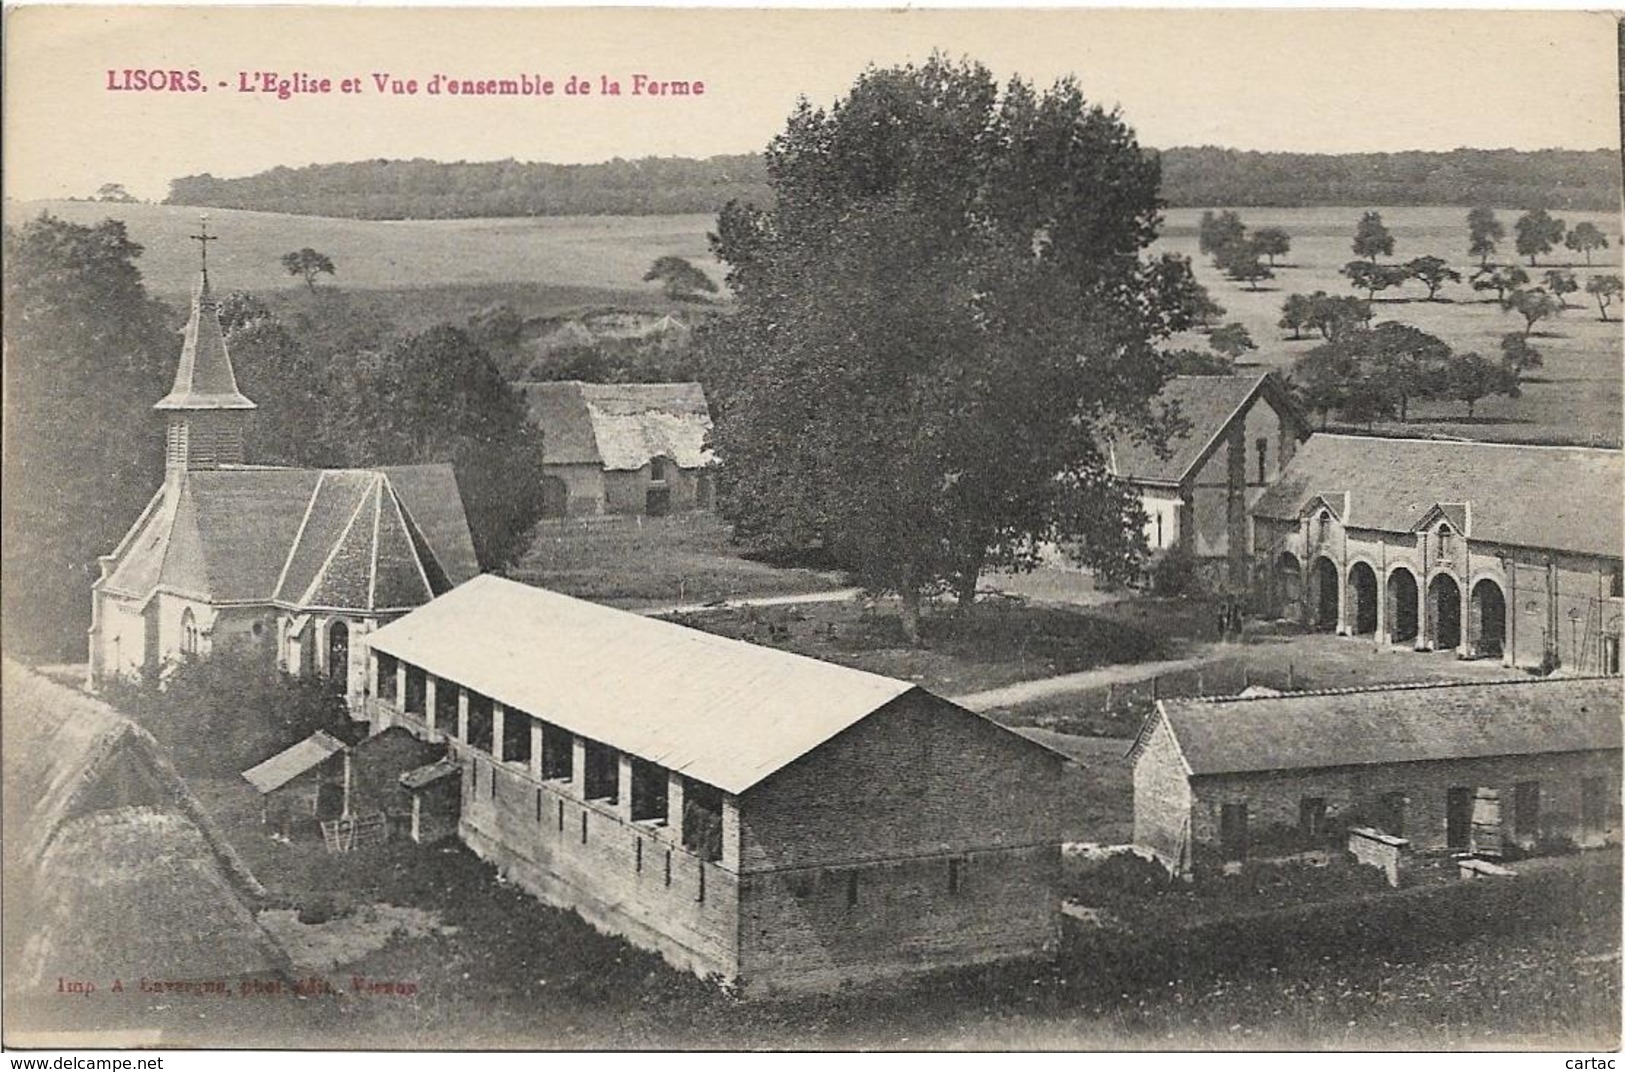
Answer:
161;147;1623;220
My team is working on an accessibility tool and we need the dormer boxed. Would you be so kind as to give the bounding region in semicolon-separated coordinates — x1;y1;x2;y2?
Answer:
1412;502;1471;562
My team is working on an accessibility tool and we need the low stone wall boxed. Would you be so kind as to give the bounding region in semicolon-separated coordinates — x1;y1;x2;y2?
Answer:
1348;826;1409;887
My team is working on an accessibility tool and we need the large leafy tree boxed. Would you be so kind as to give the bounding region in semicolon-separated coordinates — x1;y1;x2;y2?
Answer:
1514;209;1566;267
703;57;1192;640
1352;210;1395;262
332;324;547;570
2;215;176;657
1467;206;1504;267
1564;222;1609;265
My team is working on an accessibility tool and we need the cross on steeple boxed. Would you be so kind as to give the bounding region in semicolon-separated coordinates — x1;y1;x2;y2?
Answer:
189;214;218;278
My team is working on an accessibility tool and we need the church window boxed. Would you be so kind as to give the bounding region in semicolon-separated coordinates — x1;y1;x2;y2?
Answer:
180;609;198;656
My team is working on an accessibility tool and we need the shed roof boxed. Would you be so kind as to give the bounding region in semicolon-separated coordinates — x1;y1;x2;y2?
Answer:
1142;677;1623;777
241;731;347;794
518;380;713;471
1108;373;1303;487
366;575;917;795
1252;434;1624;558
100;465;478;610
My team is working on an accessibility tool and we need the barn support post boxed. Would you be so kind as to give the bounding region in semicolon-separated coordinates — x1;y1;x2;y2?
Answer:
1459;545;1474;658
394;662;407;711
1506;558;1518;667
424;676;438;737
616;754;635;821
1375;542;1388;646
667;772;686;836
571;736;588;799
457;688;469;743
529;719;544;780
491;703;506;763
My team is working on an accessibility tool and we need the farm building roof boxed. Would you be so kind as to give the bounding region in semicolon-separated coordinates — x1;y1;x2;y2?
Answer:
518;380;713;471
2;660;284;987
1108;373;1305;487
100;464;478;610
1139;677;1623;778
366;575;924;795
401;758;461;790
241;731;347;794
1252;434;1624;558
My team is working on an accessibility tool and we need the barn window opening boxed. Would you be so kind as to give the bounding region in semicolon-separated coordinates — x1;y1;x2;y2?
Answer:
557;799;564;832
583;740;619;802
630;758;668;823
581;810;589;844
434;677;458;730
489;762;496;800
1299;797;1327;840
466;692;494;752
1378;791;1407;839
502;709;532;766
845;872;859;908
541;723;573;781
1154;512;1163;548
1220;802;1249;859
682;779;724;863
635;837;644;872
376;654;398;702
1256;438;1268;484
649;457;668;483
947;858;963;894
1515;781;1541;837
1610;565;1623;599
1316;509;1331;543
403;665;427;715
535;788;543;822
697;863;706;904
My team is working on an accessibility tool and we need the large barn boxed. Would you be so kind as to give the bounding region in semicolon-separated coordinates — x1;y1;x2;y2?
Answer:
360;575;1067;996
518;380;715;517
88;251;479;702
1130;677;1623;877
1250;435;1624;673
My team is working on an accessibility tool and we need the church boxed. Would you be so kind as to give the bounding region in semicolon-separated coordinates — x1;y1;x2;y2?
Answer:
88;228;480;705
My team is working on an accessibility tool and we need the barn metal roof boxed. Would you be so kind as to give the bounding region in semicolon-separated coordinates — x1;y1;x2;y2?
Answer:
1144;677;1623;778
365;575;916;795
241;731;347;794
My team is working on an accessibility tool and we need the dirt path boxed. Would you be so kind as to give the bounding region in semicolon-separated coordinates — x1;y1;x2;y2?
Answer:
636;587;865;618
951;647;1222;712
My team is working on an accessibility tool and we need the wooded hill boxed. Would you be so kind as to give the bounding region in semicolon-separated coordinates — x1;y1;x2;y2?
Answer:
165;148;1622;219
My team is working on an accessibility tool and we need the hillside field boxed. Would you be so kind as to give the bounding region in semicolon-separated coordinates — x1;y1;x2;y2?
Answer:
9;199;1621;443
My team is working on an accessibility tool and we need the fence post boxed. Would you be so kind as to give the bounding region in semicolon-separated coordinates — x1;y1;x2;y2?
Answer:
1152;675;1160;701
1197;670;1204;696
1288;662;1296;690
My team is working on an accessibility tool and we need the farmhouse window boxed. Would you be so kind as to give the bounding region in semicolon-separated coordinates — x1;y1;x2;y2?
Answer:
1515;781;1541;837
649;457;667;483
1220;802;1249;859
1378;791;1407;838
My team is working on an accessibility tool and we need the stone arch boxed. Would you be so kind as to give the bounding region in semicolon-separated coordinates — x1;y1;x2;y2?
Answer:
1469;577;1507;660
1274;551;1302;621
1386;567;1420;645
327;618;351;681
540;475;569;519
1347;561;1379;637
1428;572;1463;652
1309;556;1340;631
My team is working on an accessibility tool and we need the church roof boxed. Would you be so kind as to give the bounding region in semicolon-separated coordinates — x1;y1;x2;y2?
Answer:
518;380;713;471
1252;434;1624;558
1108;373;1305;487
100;465;479;611
154;273;255;411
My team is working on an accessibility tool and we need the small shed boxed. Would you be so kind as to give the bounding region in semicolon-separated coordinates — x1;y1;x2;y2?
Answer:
241;731;348;835
400;758;462;843
346;726;447;838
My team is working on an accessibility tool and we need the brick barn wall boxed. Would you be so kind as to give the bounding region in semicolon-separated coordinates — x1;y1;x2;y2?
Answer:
1188;751;1623;855
544;462;605;517
454;748;741;983
734;691;1064;991
602;464;701;515
1132;716;1193;869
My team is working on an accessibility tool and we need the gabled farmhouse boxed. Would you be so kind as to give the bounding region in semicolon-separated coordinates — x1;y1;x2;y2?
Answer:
1250;434;1624;672
3;660;287;990
88;248;479;702
518;380;715;517
1129;677;1623;877
1106;373;1308;591
360;574;1067;996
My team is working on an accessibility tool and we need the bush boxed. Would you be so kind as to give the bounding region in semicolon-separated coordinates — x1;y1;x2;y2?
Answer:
1147;545;1202;597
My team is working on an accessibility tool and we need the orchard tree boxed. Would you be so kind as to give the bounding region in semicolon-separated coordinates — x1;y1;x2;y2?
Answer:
644;255;719;302
2;214;174;656
1513;209;1565;267
1155;256;1224;329
1305;292;1372;340
1251;227;1291;267
1363;321;1452;423
1279;293;1314;340
281;247;336;291
1502;287;1561;337
1565;222;1610;265
1198;210;1248;259
1291;339;1395;430
1342;260;1406;301
1542;269;1579;308
1471;263;1529;303
1586;274;1622;321
1442;350;1519;419
702;57;1191;639
1216;242;1273;290
95;182;137;203
1208;322;1257;360
1467;206;1504;267
1406;256;1461;301
1352;211;1394;262
1498;332;1544;379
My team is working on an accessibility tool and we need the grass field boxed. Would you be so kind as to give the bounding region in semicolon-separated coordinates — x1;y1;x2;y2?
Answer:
10;199;1620;442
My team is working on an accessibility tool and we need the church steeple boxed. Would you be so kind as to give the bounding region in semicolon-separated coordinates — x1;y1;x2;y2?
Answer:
155;217;255;471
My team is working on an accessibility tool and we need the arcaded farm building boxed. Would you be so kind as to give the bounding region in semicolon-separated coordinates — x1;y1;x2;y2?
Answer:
1251;435;1624;673
518;380;715;517
88;252;479;702
361;575;1067;996
1105;373;1308;592
1130;677;1623;876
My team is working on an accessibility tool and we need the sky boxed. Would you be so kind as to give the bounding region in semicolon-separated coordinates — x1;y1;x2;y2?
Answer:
4;6;1621;203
